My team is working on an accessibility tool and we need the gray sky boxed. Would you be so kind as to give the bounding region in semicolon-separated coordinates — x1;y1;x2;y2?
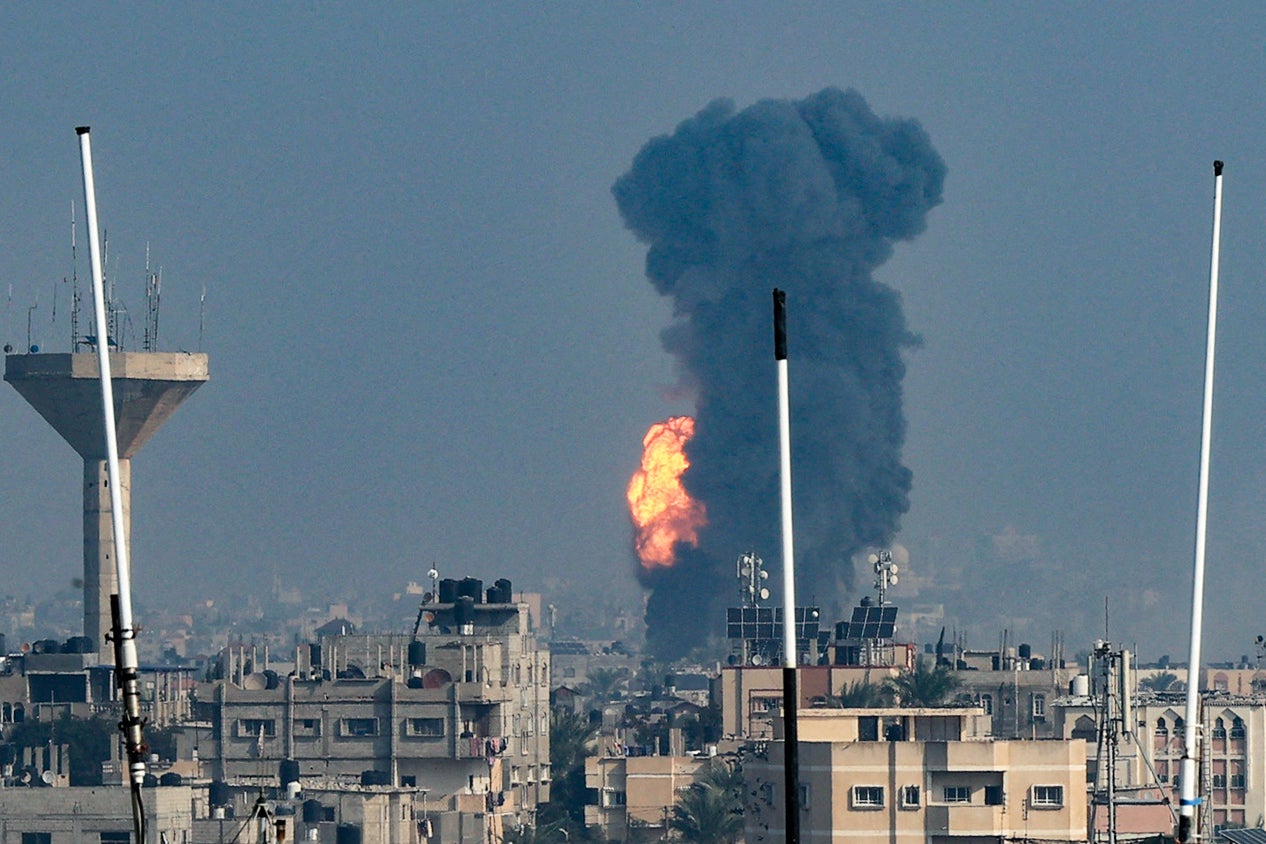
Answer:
3;4;1265;661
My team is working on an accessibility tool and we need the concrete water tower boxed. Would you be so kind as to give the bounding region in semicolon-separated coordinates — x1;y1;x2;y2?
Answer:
5;350;208;652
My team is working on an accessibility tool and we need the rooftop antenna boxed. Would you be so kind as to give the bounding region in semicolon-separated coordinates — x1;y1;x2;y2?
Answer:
1177;160;1224;844
71;200;82;349
76;125;148;842
773;288;801;844
26;297;38;353
143;242;161;351
198;284;206;351
3;284;12;353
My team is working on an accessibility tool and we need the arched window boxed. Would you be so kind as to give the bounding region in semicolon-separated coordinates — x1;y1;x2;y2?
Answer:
1156;717;1168;735
1231;717;1246;740
1213;718;1227;739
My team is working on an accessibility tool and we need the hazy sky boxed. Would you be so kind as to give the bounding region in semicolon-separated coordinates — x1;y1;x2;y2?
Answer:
3;4;1266;661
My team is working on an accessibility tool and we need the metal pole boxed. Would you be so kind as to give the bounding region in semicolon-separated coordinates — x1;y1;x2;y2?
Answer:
1177;160;1224;844
77;127;148;837
774;289;800;843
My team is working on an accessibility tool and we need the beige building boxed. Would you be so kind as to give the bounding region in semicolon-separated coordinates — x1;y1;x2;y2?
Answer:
718;666;903;740
584;753;719;841
744;707;1087;843
1055;692;1266;835
182;591;550;842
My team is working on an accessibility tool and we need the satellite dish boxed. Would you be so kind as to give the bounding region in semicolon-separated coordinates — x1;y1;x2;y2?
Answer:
868;553;879;564
751;654;764;666
890;564;898;574
759;588;770;601
40;771;54;785
760;570;769;579
427;568;438;580
889;575;899;585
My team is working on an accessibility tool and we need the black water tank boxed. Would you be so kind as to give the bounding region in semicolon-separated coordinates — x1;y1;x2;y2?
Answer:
159;772;182;786
279;758;301;786
336;825;362;844
302;799;326;824
487;577;513;604
458;577;483;603
360;770;390;786
438;578;459;603
455;596;475;627
143;773;159;788
1018;643;1032;659
209;780;231;806
62;636;92;654
408;641;427;667
991;655;1001;671
309;643;322;668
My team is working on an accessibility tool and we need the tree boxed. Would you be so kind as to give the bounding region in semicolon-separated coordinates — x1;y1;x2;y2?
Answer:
669;762;744;844
1141;671;1179;692
544;708;598;824
582;667;629;702
837;680;891;708
886;657;961;707
6;713;114;786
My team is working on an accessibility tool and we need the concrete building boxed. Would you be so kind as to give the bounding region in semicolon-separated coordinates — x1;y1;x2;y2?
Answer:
718;665;904;740
5;351;209;653
583;753;720;842
744;707;1087;844
0;785;193;844
1056;691;1266;835
182;584;550;841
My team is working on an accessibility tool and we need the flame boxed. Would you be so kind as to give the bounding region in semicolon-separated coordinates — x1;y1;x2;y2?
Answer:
627;416;707;571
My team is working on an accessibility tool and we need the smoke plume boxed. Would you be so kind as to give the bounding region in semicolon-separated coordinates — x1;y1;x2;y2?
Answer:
614;88;945;658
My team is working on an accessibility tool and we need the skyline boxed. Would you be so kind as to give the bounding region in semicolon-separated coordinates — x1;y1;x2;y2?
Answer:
5;5;1266;661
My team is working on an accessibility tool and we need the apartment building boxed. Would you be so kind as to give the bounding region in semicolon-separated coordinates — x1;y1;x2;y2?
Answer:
1056;691;1266;834
184;581;551;838
744;707;1087;843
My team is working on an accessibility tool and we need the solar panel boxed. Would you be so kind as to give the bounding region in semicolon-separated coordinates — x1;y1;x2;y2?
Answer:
726;606;820;642
836;605;898;640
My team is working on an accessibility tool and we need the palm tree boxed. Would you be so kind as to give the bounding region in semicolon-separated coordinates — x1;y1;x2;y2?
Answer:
1140;671;1179;692
886;657;961;707
837;680;891;708
547;708;599;822
583;667;629;702
670;772;745;844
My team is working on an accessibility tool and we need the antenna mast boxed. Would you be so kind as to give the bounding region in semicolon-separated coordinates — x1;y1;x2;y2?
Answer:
76;126;148;843
773;288;800;844
1177;160;1224;844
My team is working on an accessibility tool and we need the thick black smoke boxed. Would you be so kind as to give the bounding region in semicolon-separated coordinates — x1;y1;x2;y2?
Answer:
614;88;945;659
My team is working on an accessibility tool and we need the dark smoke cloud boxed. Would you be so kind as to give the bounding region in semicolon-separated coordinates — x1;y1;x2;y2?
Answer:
614;88;945;659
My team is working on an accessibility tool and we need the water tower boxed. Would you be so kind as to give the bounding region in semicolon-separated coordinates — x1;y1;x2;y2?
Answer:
5;350;208;651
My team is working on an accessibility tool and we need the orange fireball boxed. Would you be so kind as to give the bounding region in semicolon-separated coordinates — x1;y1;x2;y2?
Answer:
627;416;707;571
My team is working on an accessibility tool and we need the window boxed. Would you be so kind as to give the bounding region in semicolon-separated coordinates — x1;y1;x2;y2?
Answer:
985;785;1005;806
852;786;884;808
1231;774;1246;789
342;718;378;736
238;718;276;738
1212;774;1227;789
1213;718;1227;739
979;693;993;716
1032;693;1046;720
1032;785;1064;808
293;718;321;737
799;782;812;811
23;835;51;844
408;717;445;737
101;834;130;844
943;786;971;804
900;785;921;808
1231;718;1246;740
1156;717;1168;735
